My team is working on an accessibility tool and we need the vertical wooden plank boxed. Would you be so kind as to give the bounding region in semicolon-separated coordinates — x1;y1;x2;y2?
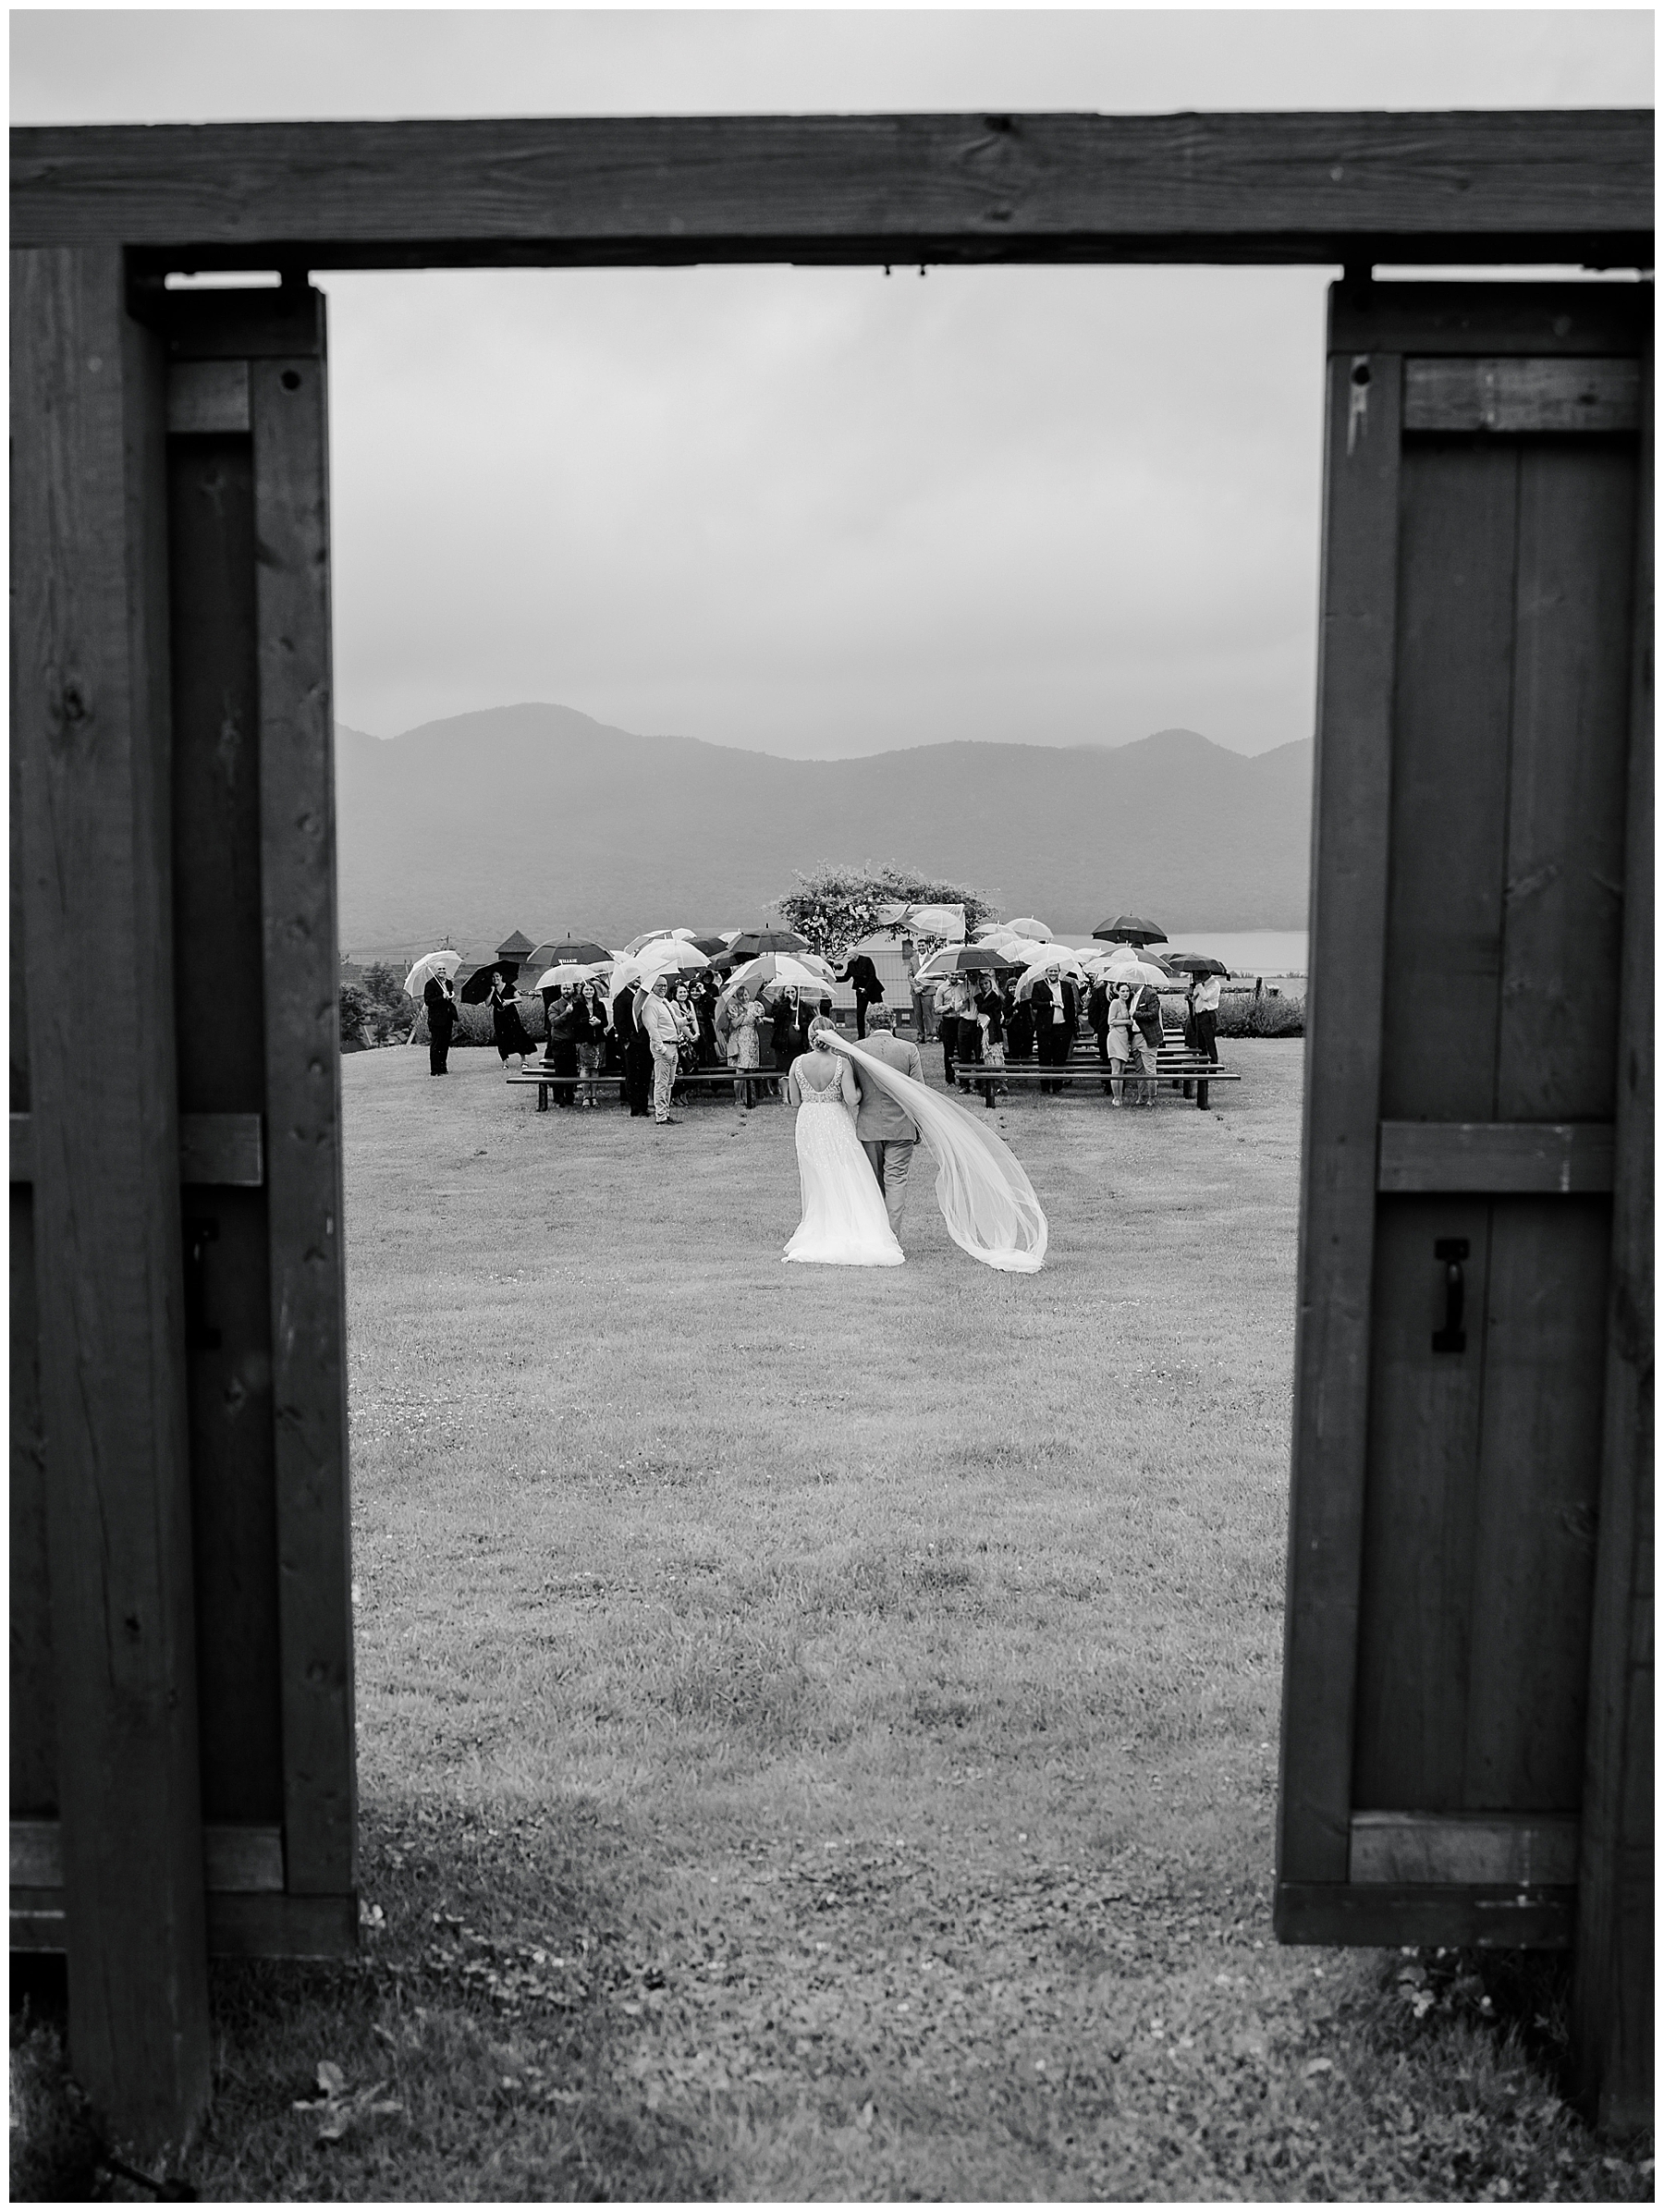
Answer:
11;245;211;2152
1376;439;1518;1121
251;326;357;1900
1572;326;1653;2135
1463;1197;1609;1807
1279;300;1402;1891
165;425;285;1824
1351;1199;1491;1808
1498;439;1638;1119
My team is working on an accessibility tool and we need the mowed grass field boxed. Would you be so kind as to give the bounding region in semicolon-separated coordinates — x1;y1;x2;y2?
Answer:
14;1041;1646;2202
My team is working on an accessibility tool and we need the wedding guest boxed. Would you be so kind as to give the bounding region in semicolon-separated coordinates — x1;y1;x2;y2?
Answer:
423;972;459;1076
670;981;700;1103
973;974;1006;1109
489;966;534;1074
1087;974;1112;1071
951;972;985;1095
1029;964;1079;1094
934;975;965;1085
770;987;801;1089
638;973;683;1126
543;984;580;1107
1006;983;1035;1067
727;984;765;1109
904;936;933;1044
836;947;883;1039
1130;979;1164;1106
574;979;608;1107
614;979;653;1118
1107;982;1135;1104
1189;968;1222;1066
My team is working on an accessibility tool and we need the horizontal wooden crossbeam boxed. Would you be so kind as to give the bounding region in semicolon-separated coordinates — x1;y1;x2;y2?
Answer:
10;111;1652;269
1376;1119;1616;1194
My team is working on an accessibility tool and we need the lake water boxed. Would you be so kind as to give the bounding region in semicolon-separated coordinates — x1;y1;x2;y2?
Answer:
1052;928;1308;976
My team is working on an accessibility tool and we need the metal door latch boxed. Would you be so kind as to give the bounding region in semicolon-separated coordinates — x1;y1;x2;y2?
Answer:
1432;1237;1469;1353
186;1217;222;1350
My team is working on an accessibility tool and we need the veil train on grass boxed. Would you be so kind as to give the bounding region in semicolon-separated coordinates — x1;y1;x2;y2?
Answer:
827;1035;1048;1275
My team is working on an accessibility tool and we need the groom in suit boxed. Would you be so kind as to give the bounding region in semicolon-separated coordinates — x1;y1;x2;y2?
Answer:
853;1005;925;1240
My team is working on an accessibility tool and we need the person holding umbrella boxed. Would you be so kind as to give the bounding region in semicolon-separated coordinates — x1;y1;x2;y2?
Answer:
423;971;459;1075
543;984;580;1106
487;965;535;1075
638;973;684;1126
613;974;653;1118
1130;977;1165;1105
726;984;765;1109
1030;962;1079;1094
1187;965;1223;1067
574;979;608;1106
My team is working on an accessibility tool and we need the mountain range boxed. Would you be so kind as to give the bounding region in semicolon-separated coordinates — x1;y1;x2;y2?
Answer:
334;703;1313;958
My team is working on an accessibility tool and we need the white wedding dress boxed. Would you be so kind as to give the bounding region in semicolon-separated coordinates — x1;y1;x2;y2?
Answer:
783;1054;906;1267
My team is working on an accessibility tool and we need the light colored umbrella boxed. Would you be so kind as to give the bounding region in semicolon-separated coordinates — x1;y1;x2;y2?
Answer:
535;961;606;989
637;938;710;977
1007;916;1053;940
901;903;966;941
622;929;673;957
721;953;830;1000
1103;956;1170;992
1015;951;1087;998
403;948;462;997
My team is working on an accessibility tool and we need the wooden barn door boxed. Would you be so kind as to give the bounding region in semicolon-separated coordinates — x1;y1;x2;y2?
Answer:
1279;281;1651;2126
11;262;354;2149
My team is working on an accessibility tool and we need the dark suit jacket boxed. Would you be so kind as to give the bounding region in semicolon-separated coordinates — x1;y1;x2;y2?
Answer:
1030;979;1079;1032
838;954;883;999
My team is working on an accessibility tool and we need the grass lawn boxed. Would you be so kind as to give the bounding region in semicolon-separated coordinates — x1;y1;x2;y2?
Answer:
13;1043;1651;2200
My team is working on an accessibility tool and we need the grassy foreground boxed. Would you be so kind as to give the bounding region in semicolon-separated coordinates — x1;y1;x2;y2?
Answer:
13;1045;1650;2200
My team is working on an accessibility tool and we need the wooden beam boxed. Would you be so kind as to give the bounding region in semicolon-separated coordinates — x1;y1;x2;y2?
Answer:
12;1888;356;1959
1572;308;1654;2138
10;111;1653;269
12;1820;284;1893
1376;1119;1616;1194
1404;357;1640;435
1277;1881;1573;1949
1350;1812;1580;1886
11;242;212;2158
1278;291;1402;1888
10;1110;263;1186
252;331;358;1901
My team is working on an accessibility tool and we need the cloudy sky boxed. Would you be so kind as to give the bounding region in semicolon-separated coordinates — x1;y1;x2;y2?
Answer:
13;9;1650;757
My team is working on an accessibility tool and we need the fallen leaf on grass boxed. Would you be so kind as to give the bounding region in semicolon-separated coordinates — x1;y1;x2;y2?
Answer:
292;2059;405;2145
1303;2057;1334;2079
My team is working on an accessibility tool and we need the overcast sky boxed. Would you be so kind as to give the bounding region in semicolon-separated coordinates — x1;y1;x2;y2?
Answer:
13;9;1651;758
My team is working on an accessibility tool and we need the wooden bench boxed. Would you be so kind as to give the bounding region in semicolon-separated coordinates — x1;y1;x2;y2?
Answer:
950;1033;1241;1109
506;1064;790;1110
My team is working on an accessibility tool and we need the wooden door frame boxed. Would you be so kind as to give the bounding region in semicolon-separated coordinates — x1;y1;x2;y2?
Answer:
9;111;1652;2154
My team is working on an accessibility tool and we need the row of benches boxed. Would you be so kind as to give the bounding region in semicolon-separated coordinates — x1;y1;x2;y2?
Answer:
508;1029;1238;1112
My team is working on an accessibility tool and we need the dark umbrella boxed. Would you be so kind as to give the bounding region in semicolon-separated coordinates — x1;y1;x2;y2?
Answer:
688;935;730;957
459;959;519;1004
1165;953;1229;977
545;938;611;964
727;929;808;958
934;947;1021;973
1092;912;1168;946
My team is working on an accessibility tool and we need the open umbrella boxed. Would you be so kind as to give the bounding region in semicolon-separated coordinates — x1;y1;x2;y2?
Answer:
544;937;611;965
1102;956;1170;992
459;959;520;1004
721;953;830;1001
1164;953;1229;977
535;961;607;990
1015;951;1088;998
622;929;674;957
637;938;710;977
726;929;809;958
1006;916;1052;940
918;945;1022;979
402;948;461;998
688;935;730;957
1093;913;1168;946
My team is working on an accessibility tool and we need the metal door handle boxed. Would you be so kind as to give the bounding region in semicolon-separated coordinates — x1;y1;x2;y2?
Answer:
1432;1237;1468;1353
186;1217;222;1350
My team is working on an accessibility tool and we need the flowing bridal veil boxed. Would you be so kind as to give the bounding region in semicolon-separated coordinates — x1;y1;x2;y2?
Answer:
828;1035;1048;1274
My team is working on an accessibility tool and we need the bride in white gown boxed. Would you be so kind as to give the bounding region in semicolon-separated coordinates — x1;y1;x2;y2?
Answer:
783;1020;906;1266
782;1016;1048;1273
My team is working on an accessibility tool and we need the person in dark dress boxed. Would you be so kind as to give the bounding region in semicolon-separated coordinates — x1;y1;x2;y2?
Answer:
1087;976;1112;1077
614;983;654;1117
423;972;459;1075
543;984;580;1106
836;950;883;1040
973;976;1006;1109
1005;984;1035;1068
770;988;801;1093
489;968;534;1072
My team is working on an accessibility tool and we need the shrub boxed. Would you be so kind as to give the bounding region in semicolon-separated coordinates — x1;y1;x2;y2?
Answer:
1217;988;1305;1039
338;982;371;1047
773;862;1001;961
